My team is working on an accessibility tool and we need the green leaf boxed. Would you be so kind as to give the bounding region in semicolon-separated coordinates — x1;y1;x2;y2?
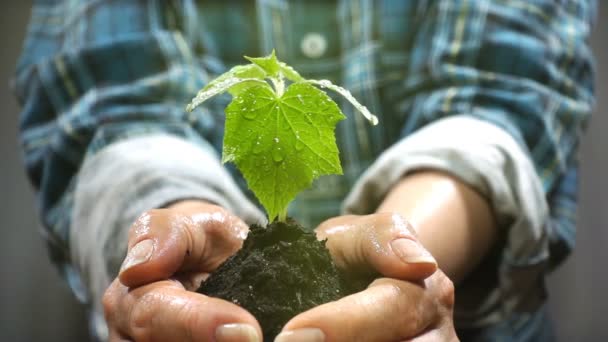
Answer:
205;64;266;91
186;51;378;222
306;79;378;125
278;62;305;82
223;82;346;221
245;50;281;77
186;76;267;112
244;50;304;82
206;64;267;95
186;64;267;112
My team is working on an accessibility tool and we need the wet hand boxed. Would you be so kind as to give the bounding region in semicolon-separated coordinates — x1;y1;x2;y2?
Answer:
275;213;458;342
103;200;262;342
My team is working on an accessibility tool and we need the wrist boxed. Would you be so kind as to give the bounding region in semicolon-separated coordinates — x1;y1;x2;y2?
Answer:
376;170;497;283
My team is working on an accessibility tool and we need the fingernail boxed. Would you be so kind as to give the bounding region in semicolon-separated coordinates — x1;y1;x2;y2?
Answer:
120;239;154;273
390;238;436;265
215;323;260;342
275;328;325;342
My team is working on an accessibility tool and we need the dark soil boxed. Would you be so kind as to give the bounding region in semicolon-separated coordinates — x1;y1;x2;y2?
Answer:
197;219;367;340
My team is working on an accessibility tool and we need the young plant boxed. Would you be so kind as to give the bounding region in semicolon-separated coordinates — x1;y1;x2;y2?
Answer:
186;50;378;222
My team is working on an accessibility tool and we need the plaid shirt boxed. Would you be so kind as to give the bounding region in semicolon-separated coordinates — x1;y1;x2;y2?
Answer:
14;0;596;340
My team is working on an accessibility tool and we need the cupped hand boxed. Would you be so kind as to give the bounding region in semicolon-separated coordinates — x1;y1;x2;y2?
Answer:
103;200;262;342
276;213;458;342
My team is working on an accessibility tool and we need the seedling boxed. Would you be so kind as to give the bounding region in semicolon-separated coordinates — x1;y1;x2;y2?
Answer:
186;50;378;222
189;51;377;338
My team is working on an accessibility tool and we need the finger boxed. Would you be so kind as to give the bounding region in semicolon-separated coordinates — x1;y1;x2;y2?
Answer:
316;213;437;281
104;279;262;342
410;327;457;342
277;278;437;342
409;319;459;342
173;271;210;291
107;329;132;342
119;205;249;287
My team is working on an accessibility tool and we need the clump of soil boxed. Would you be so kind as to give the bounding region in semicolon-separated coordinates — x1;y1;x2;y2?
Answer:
198;219;366;340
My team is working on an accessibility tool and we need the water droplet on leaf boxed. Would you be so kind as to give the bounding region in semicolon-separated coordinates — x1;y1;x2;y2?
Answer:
324;114;336;125
252;138;264;154
272;147;284;163
317;79;331;88
295;139;304;151
243;108;258;120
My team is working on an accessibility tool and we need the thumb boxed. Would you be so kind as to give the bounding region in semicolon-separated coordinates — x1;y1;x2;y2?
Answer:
118;202;249;287
316;213;437;281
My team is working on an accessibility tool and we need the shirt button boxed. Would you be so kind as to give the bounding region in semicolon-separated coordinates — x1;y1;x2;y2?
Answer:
300;32;327;59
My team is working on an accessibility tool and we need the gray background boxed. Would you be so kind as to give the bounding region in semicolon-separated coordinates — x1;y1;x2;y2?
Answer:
0;2;605;341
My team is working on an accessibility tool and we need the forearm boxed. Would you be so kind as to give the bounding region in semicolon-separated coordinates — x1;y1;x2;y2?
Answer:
376;170;497;284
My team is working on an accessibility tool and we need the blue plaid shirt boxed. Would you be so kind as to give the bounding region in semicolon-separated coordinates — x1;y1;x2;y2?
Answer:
14;0;596;340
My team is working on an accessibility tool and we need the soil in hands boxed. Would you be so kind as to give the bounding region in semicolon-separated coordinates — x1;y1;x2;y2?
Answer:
197;218;367;340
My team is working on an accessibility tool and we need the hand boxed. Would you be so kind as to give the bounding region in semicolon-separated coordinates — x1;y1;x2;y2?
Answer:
103;201;263;342
275;213;458;342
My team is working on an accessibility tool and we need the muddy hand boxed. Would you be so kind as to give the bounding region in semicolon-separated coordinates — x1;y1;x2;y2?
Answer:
103;200;262;342
275;213;458;342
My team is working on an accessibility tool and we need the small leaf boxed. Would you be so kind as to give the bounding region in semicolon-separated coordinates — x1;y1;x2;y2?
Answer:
231;64;267;79
306;79;379;125
245;50;281;77
279;62;305;82
223;82;346;221
186;76;267;112
204;64;267;92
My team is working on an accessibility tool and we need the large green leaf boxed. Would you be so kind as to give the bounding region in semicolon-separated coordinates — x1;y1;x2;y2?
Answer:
223;82;346;221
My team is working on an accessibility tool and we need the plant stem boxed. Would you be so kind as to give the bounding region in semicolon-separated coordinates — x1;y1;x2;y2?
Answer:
278;209;287;222
270;75;285;97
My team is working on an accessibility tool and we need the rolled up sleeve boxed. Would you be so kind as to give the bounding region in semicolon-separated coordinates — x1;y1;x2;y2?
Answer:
13;1;261;323
344;0;595;327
